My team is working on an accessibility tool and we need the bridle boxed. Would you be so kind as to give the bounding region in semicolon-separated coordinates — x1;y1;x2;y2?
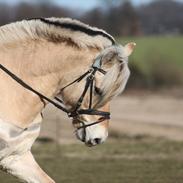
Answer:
0;52;110;131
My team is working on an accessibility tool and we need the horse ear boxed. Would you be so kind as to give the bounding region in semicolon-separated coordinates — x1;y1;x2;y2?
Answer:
99;43;136;67
123;42;136;57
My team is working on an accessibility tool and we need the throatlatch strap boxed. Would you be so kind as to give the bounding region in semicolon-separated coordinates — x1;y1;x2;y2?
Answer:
89;79;93;109
73;77;91;112
60;70;90;91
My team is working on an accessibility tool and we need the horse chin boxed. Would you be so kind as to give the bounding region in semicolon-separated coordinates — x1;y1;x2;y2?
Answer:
85;139;103;147
85;142;97;147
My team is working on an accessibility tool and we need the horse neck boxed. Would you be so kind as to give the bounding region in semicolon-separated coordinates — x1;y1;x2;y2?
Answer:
0;39;98;128
27;40;98;96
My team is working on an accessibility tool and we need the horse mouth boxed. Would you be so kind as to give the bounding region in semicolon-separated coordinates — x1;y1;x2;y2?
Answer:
85;138;103;147
85;141;96;147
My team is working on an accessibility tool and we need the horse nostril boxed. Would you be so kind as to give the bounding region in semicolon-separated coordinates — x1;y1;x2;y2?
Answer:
94;138;102;144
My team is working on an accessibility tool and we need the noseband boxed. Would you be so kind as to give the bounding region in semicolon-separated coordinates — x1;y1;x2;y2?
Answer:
0;52;110;130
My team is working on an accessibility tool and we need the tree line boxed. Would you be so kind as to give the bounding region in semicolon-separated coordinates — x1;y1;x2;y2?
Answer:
0;0;183;36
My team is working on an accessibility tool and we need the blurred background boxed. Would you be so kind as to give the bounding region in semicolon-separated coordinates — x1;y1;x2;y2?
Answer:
0;0;183;183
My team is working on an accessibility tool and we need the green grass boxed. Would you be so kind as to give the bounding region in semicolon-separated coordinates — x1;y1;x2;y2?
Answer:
119;36;183;65
1;136;183;183
118;36;183;88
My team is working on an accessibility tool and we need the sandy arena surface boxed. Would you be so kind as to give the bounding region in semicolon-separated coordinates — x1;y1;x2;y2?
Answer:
40;92;183;143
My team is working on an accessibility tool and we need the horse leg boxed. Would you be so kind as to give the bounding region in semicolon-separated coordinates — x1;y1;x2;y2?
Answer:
1;151;55;183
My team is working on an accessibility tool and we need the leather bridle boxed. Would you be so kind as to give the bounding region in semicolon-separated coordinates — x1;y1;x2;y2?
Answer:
0;53;110;131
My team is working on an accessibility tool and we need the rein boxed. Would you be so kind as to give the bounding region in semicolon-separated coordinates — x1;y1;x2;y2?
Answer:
0;55;110;130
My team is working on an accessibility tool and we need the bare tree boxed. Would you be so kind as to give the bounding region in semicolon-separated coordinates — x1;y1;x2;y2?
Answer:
104;1;141;36
138;0;183;34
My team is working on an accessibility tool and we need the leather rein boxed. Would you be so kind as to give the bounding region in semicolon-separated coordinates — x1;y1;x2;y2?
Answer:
0;55;110;130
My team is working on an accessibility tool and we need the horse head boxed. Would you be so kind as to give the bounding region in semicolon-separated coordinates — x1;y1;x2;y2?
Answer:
61;43;136;146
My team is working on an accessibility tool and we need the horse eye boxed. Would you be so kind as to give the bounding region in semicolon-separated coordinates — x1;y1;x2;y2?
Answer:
94;86;103;96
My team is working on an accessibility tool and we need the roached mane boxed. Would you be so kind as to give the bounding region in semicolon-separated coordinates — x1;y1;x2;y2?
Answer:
0;17;115;49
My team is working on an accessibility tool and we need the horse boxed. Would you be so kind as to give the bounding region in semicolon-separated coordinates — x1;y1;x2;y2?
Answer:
0;17;135;183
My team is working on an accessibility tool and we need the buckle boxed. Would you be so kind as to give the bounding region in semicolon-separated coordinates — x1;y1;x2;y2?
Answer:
68;110;79;118
88;74;94;80
88;68;94;73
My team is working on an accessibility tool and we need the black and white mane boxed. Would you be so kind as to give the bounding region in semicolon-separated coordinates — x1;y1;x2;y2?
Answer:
0;17;115;49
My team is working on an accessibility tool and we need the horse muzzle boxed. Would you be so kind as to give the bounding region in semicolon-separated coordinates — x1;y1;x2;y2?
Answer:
75;119;109;146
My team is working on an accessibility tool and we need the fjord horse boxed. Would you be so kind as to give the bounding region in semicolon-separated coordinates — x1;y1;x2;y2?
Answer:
0;18;135;183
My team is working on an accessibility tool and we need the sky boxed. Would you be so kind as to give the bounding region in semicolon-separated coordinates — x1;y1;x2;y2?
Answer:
53;0;154;9
0;0;182;10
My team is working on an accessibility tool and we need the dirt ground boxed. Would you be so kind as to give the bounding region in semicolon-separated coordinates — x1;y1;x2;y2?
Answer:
40;90;183;143
2;91;183;183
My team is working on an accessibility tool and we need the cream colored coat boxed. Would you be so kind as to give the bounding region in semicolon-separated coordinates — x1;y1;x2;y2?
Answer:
0;18;135;183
